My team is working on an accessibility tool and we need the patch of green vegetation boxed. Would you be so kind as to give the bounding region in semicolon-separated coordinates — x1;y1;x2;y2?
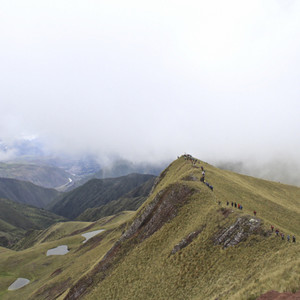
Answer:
0;211;133;299
0;198;66;248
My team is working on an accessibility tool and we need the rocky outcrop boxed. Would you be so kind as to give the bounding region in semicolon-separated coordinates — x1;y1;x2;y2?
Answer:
64;183;197;300
121;183;197;242
214;216;268;248
171;225;206;254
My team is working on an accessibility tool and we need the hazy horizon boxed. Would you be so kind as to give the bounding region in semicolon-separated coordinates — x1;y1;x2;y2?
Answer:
1;1;300;179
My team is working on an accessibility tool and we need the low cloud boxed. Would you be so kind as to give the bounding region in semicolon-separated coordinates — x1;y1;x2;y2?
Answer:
0;0;299;183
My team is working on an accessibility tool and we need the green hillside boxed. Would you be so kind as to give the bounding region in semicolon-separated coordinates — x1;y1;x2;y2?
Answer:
0;177;61;208
1;157;300;299
0;212;134;300
0;198;65;248
0;162;74;189
77;176;156;221
48;174;155;219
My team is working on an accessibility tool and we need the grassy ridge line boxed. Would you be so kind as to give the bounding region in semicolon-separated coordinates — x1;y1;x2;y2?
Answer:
209;164;300;235
85;156;300;300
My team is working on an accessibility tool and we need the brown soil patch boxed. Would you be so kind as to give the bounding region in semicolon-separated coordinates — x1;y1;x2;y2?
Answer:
257;290;300;300
50;268;62;277
30;278;72;300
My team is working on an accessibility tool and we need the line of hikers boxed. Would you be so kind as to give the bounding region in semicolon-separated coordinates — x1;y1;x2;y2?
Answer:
183;154;297;244
200;166;214;191
226;201;243;210
271;225;296;243
183;154;297;245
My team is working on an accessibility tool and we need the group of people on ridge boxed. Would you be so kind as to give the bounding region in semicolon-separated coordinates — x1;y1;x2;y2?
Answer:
200;166;213;191
271;225;296;243
226;201;243;210
182;154;296;244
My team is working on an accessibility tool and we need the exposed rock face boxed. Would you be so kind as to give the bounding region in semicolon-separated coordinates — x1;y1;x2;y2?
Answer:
64;183;197;300
214;215;267;248
171;225;206;255
121;184;197;242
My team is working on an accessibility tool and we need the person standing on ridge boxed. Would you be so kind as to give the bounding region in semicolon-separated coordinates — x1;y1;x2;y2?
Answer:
253;211;257;216
271;225;274;232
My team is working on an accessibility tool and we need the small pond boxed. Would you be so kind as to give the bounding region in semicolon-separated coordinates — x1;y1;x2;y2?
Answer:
8;278;30;291
46;245;69;256
82;229;105;243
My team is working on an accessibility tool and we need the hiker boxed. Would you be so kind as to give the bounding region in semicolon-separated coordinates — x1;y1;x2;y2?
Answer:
253;211;257;216
200;176;205;182
231;202;233;207
234;202;237;208
287;235;290;242
281;233;285;240
226;201;229;206
293;235;296;243
218;201;221;205
271;225;274;232
275;229;279;236
209;185;213;191
240;205;243;210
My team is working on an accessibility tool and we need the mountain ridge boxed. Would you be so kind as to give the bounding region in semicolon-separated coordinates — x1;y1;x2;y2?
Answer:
1;156;300;299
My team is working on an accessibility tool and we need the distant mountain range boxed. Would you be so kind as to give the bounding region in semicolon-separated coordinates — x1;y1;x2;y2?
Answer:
0;162;74;189
48;173;156;219
0;177;61;208
77;176;156;221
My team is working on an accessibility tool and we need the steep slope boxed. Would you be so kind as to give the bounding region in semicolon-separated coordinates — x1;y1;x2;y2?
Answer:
63;156;300;300
0;198;65;247
0;162;74;189
77;176;156;221
48;174;155;219
0;177;61;208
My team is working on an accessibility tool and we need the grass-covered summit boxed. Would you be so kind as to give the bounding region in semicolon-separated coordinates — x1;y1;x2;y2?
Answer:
1;156;300;300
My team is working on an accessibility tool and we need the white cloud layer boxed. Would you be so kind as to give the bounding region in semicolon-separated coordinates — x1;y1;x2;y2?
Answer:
0;0;299;165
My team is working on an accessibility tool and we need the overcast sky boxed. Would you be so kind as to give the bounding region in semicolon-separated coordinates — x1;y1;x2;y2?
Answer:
0;0;300;166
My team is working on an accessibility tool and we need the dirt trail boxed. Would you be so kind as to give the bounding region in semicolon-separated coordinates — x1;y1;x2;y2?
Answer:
257;290;300;299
